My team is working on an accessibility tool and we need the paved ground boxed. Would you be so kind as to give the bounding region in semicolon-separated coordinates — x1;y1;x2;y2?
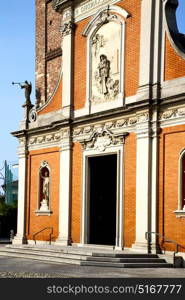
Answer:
0;256;185;278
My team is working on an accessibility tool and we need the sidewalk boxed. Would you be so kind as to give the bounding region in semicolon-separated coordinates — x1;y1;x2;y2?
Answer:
0;256;185;278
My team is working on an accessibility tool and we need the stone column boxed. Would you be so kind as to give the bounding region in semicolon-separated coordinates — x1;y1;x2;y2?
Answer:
56;128;72;245
12;138;27;244
132;114;152;252
60;6;75;118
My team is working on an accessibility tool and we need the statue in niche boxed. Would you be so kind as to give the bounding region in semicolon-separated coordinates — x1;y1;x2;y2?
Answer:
98;54;110;95
40;167;50;211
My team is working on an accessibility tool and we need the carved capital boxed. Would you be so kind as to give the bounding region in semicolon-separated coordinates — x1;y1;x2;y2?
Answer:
60;21;75;37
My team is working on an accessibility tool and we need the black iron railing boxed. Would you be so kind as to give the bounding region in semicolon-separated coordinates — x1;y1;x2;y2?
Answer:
33;227;53;245
145;231;184;266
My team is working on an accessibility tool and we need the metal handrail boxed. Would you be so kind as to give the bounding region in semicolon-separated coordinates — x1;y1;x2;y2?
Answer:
33;227;53;245
145;231;185;266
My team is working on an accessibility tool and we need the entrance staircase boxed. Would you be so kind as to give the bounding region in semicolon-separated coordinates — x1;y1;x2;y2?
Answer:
0;245;174;268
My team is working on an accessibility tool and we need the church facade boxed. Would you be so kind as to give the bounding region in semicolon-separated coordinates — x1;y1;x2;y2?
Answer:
12;0;185;255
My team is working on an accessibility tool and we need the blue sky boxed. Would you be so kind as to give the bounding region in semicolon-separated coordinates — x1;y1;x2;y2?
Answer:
0;1;35;166
0;0;184;166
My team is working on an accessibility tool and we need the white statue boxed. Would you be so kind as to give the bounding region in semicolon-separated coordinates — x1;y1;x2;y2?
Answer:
40;171;49;211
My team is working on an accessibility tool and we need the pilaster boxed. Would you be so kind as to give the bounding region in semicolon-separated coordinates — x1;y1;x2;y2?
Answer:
150;111;160;252
12;138;27;244
132;115;152;252
55;128;72;245
60;4;75;118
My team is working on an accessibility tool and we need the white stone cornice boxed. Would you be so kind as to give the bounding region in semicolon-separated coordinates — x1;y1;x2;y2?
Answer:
62;0;123;23
73;112;150;142
159;106;185;127
17;137;27;157
28;131;62;150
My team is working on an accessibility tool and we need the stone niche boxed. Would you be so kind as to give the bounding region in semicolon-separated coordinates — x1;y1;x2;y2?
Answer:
90;19;122;104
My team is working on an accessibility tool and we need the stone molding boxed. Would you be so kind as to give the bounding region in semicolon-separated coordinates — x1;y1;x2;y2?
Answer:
159;107;185;121
62;0;122;23
23;112;150;149
18;105;185;150
45;48;62;62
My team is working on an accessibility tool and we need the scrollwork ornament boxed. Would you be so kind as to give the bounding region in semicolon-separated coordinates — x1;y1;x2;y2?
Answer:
95;9;118;27
29;107;37;123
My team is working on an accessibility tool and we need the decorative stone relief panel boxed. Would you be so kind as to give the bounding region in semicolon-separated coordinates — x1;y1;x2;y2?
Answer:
80;127;127;151
90;20;121;104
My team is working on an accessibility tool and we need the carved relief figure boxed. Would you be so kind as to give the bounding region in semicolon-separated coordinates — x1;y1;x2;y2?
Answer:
91;21;121;103
98;54;110;95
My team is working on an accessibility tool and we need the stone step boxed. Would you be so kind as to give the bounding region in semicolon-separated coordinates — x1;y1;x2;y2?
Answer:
6;245;93;256
92;252;159;258
6;246;159;258
81;261;173;268
0;246;173;268
3;248;166;264
0;248;86;261
86;257;166;263
0;251;81;265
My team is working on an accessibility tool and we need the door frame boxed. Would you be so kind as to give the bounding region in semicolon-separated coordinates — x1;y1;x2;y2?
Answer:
80;145;124;250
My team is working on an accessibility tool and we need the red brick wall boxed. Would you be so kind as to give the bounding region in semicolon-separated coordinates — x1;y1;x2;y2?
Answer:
73;18;89;110
38;79;62;115
71;142;82;243
26;147;60;241
159;126;185;252
164;35;185;81
46;1;62;52
117;0;140;98
36;0;45;105
124;133;136;247
36;0;62;108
